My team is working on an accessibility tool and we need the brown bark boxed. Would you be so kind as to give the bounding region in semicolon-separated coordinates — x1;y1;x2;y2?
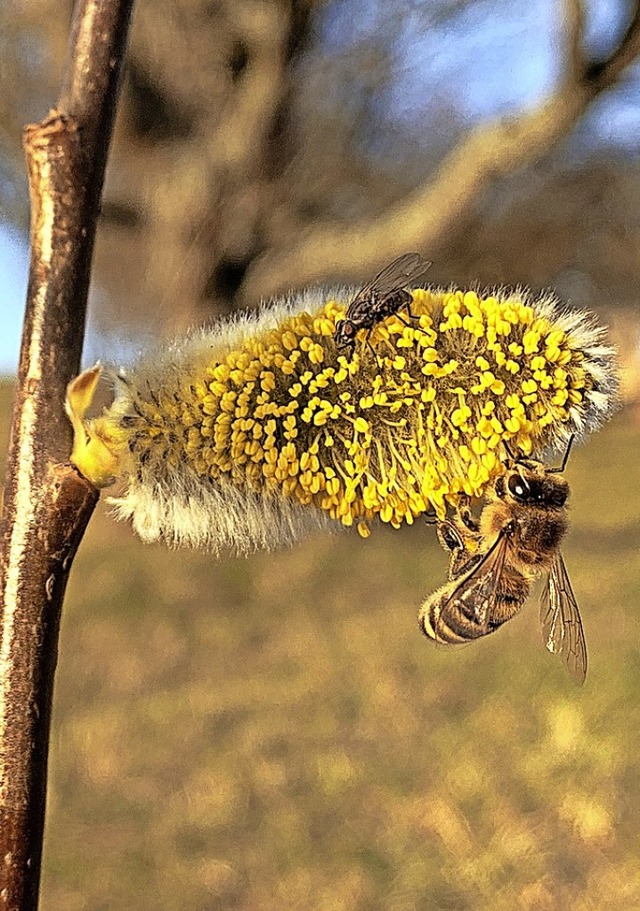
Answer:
0;2;134;908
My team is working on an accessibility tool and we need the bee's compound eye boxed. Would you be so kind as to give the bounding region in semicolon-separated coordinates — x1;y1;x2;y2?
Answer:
508;473;530;501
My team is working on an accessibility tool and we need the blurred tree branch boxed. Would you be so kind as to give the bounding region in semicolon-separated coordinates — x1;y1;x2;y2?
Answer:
5;0;639;333
243;0;640;298
0;2;133;909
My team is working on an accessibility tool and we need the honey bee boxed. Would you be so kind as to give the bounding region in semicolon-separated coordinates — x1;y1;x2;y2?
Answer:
334;252;431;354
419;439;588;684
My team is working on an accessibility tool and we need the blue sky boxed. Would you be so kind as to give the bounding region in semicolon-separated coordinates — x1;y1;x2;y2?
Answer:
0;222;28;373
1;0;639;375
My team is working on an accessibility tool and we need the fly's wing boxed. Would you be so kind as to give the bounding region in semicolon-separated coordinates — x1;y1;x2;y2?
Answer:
346;252;432;317
435;529;511;644
540;552;588;685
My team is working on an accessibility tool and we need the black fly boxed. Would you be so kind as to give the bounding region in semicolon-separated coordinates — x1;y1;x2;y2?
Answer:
334;252;432;355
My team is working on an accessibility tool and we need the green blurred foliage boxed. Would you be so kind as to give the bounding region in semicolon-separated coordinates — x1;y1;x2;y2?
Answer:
2;384;640;910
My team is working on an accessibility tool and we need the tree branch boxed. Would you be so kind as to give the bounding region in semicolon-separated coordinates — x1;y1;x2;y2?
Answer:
563;0;586;83
242;0;640;299
582;0;640;87
0;2;134;909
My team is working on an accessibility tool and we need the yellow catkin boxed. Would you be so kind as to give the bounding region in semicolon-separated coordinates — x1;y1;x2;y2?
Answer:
67;285;617;551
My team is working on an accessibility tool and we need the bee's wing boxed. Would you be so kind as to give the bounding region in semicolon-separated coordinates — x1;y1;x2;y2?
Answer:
436;528;511;642
540;552;587;686
348;252;432;312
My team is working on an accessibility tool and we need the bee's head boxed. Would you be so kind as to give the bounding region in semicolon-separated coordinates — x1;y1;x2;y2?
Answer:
334;319;357;348
496;466;569;509
495;434;573;508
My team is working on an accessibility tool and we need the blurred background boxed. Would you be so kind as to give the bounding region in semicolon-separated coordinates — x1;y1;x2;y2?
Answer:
2;1;640;908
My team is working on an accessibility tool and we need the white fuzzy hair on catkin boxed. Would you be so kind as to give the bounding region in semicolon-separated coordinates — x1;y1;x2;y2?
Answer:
515;291;620;449
112;473;332;552
107;289;338;554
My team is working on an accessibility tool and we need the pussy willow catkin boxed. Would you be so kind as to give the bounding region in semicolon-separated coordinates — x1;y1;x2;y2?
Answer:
67;285;618;553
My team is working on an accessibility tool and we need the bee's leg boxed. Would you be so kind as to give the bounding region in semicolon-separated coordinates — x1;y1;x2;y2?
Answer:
435;519;483;581
455;495;480;533
460;509;479;533
436;520;464;554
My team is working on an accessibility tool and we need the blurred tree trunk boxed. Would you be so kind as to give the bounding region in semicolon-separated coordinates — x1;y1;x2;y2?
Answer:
1;0;320;330
93;0;321;331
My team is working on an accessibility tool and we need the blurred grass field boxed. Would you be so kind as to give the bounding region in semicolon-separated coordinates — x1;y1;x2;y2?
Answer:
1;380;640;911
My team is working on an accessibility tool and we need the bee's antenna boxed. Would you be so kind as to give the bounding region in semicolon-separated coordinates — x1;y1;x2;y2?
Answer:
549;434;575;473
502;439;520;465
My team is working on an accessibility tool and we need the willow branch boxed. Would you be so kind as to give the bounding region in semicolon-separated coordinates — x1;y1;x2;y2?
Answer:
0;2;134;909
243;0;640;298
